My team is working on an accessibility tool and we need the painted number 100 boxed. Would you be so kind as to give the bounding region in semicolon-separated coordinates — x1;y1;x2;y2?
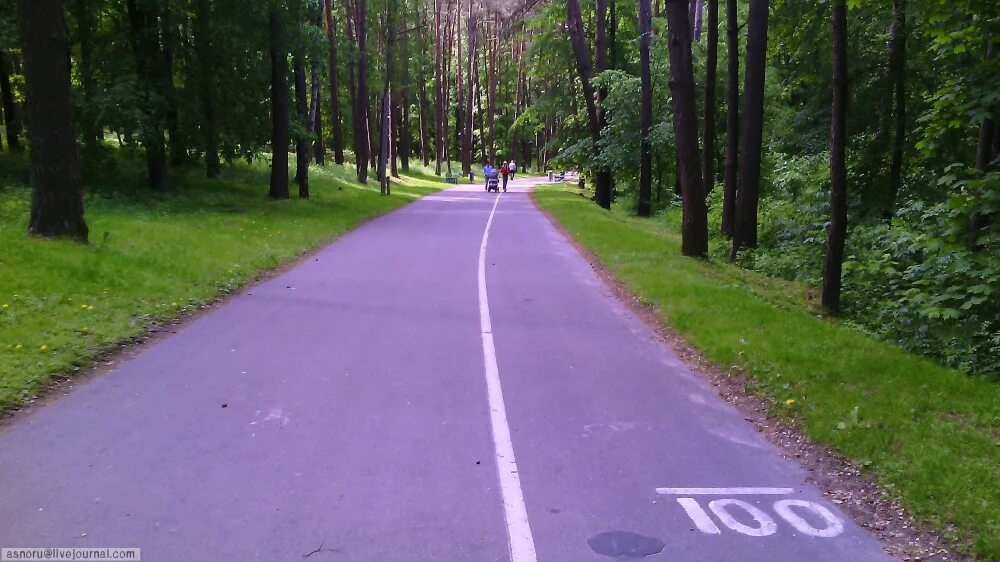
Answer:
657;488;845;538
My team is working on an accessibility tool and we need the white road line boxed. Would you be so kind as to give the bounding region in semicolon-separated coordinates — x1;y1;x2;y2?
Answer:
478;193;537;562
656;487;795;495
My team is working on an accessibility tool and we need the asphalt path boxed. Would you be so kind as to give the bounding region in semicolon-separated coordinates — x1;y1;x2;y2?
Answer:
0;175;895;561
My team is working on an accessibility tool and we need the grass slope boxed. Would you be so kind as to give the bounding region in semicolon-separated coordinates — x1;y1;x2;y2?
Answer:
0;153;446;413
534;185;999;560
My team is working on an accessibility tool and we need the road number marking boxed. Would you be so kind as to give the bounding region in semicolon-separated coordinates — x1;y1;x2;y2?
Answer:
708;499;778;537
663;488;845;539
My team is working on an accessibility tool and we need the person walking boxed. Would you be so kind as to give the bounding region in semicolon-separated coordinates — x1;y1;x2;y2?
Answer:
509;160;517;180
501;161;510;192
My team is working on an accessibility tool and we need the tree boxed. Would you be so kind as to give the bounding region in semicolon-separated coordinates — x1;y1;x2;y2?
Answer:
885;0;907;215
594;0;613;209
731;0;769;258
126;0;170;190
638;0;654;217
294;48;310;197
666;0;709;256
0;50;20;152
17;0;88;241
463;5;477;176
566;0;613;210
702;0;719;192
194;0;220;177
269;6;290;200
822;0;848;312
721;0;738;236
324;0;345;164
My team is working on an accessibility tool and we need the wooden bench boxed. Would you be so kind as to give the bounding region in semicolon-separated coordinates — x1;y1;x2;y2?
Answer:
444;176;459;184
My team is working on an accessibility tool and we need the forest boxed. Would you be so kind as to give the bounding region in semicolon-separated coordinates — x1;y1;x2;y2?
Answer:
0;3;997;371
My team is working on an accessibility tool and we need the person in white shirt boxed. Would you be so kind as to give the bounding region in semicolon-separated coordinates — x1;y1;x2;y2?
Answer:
509;160;517;179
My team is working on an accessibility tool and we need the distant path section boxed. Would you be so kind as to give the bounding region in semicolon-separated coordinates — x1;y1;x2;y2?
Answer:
0;176;895;561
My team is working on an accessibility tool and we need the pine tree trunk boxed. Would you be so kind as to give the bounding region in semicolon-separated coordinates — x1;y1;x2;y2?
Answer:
294;53;310;197
433;0;443;174
194;0;220;177
73;0;102;153
567;0;611;209
17;0;88;241
418;8;431;167
161;5;184;166
593;0;613;209
731;0;769;257
463;8;477;176
666;0;708;255
822;0;848;312
638;0;654;217
721;0;739;236
885;0;906;216
0;50;22;152
355;0;370;183
269;7;290;199
702;0;718;192
311;61;325;165
324;0;345;164
125;0;169;190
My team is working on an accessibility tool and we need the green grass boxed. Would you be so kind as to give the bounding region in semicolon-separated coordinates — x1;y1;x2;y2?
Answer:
0;152;447;413
534;185;1000;560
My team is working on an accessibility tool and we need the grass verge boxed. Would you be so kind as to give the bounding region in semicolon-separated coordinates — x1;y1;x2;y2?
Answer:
533;185;999;560
0;153;446;413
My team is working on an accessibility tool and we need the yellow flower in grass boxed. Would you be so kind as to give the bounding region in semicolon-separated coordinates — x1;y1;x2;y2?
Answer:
785;399;796;406
14;344;22;350
1;303;9;309
39;345;48;351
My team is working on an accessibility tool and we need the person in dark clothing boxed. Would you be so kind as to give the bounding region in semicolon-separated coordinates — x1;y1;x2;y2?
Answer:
501;162;510;192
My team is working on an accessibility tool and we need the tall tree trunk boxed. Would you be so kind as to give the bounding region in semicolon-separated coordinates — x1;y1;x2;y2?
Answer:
702;0;718;192
968;42;996;250
0;50;22;152
73;0;102;153
418;7;431;167
311;61;325;165
638;0;654;217
194;0;220;177
487;16;497;164
433;0;443;174
822;0;848;312
693;0;704;40
463;7;477;176
399;22;411;172
18;0;88;241
731;0;769;257
126;0;169;190
294;52;310;197
355;0;370;183
269;7;290;200
324;0;345;164
884;0;907;215
566;0;611;210
593;0;613;209
161;5;184;166
666;0;708;255
721;0;739;236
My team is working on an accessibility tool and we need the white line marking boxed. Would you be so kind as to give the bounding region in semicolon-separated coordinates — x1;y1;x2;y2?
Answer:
676;498;722;534
656;487;794;495
478;193;537;562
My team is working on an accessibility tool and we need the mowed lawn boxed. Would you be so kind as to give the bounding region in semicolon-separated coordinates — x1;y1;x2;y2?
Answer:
533;185;1000;560
0;153;445;413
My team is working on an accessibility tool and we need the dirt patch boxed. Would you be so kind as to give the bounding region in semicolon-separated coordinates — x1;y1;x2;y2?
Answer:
530;191;966;562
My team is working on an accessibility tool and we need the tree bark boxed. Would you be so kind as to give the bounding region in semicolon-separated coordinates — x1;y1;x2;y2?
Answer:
433;0;443;174
884;0;906;215
17;0;88;241
194;0;220;177
418;6;431;167
731;0;769;257
269;7;290;200
638;0;654;217
0;50;22;152
355;0;370;183
666;0;708;256
463;6;477;176
324;0;345;164
567;0;612;209
125;0;169;190
294;52;310;197
702;0;718;192
73;0;102;153
721;0;738;236
593;0;613;209
822;0;848;312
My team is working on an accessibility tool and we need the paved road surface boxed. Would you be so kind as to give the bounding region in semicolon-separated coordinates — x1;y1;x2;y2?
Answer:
0;177;894;561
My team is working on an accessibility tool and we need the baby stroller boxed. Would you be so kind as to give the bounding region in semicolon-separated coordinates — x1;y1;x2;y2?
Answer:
485;166;500;192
